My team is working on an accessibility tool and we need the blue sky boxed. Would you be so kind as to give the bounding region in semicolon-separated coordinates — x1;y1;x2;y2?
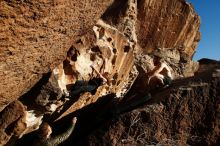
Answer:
187;0;220;60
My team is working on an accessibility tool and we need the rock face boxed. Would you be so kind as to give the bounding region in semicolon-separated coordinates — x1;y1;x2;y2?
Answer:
0;0;113;111
102;0;200;58
54;19;139;121
54;0;140;120
83;60;220;146
0;100;26;145
137;0;201;57
0;0;205;145
53;0;201;120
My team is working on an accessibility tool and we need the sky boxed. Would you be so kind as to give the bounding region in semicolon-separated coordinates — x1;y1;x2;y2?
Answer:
187;0;220;60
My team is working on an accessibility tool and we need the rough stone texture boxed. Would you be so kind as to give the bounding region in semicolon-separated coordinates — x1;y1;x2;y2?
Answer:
0;0;205;144
83;60;220;146
0;9;140;141
48;0;140;121
133;47;199;95
0;100;26;145
102;0;200;58
0;0;113;111
136;48;199;79
54;20;139;120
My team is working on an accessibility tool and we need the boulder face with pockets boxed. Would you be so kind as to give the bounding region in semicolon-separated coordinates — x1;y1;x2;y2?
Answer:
0;0;114;112
0;0;204;144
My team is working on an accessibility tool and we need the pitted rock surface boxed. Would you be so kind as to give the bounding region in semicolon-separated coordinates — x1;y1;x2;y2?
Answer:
0;0;113;111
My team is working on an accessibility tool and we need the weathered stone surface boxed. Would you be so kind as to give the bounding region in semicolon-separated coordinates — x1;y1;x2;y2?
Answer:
0;0;205;144
137;0;200;57
102;0;200;58
0;100;26;145
0;0;113;111
45;0;140;120
55;19;139;120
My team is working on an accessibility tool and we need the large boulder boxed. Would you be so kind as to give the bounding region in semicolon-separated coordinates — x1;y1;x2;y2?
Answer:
0;0;204;144
0;0;113;111
102;0;200;58
53;0;201;120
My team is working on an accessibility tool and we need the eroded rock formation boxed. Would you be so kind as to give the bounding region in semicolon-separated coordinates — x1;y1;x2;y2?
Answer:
102;0;200;58
0;100;26;145
0;0;113;111
0;0;212;145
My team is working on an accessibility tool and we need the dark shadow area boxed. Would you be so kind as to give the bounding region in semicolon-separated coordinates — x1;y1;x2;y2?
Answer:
19;72;51;107
15;91;152;146
55;94;117;146
50;78;104;122
15;94;118;146
101;0;127;25
49;93;81;122
199;58;220;64
57;93;153;146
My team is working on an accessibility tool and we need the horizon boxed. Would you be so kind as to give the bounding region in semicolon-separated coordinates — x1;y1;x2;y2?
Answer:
188;0;220;61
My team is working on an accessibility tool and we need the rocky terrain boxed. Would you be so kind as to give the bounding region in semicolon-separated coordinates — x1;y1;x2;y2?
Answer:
0;0;219;146
80;59;220;146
